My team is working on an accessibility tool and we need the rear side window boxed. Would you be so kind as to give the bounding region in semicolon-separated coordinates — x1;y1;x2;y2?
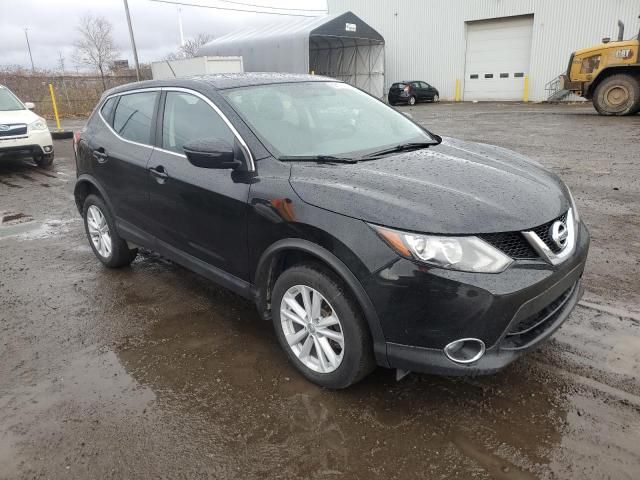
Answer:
113;91;158;144
100;97;117;125
161;92;235;154
391;83;407;89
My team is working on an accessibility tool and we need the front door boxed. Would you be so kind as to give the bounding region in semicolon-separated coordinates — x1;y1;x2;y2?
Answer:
146;90;251;280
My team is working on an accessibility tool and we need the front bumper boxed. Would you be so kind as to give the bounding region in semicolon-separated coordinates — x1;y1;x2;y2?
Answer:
0;130;53;156
363;222;590;375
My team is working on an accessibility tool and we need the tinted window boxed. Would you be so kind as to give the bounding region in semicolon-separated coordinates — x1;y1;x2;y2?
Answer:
470;74;479;79
113;91;158;144
100;97;117;124
162;92;235;154
514;72;524;78
485;74;494;79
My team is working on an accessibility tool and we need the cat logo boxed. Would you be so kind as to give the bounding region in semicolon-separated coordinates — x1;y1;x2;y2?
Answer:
615;48;633;59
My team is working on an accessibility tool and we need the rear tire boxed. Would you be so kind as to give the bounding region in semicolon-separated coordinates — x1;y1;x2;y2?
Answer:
592;74;640;116
83;194;137;268
408;95;417;106
271;263;375;389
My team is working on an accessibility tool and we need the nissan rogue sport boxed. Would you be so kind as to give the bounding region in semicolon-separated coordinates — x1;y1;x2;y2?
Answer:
74;74;589;389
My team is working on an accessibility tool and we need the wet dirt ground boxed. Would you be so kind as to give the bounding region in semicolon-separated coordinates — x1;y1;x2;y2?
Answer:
1;103;639;479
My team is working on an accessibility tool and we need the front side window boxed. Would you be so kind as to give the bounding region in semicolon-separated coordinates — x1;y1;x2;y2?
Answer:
0;88;25;111
113;91;158;144
223;82;434;158
162;91;235;154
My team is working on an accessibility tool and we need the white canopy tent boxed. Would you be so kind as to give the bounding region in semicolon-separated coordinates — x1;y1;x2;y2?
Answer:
198;11;385;98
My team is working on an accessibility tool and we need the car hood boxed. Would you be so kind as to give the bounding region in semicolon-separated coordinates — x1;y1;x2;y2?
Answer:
289;137;570;234
0;109;39;125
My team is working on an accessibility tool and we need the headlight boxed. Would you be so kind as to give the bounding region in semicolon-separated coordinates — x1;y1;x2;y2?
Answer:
566;186;580;225
371;225;513;273
29;118;48;131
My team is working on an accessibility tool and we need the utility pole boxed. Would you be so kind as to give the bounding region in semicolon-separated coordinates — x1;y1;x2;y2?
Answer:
123;0;141;81
177;7;185;47
24;28;35;73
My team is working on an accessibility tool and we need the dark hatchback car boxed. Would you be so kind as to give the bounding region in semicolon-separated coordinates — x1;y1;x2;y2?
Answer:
388;81;439;106
74;73;589;389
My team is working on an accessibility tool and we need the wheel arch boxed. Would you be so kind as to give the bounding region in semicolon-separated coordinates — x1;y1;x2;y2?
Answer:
585;65;640;98
74;175;113;215
253;238;389;367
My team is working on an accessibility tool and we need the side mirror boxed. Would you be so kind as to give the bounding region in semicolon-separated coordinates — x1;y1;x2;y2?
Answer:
24;102;35;110
183;139;241;170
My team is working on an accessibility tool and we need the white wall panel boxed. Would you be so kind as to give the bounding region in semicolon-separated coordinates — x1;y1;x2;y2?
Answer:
328;0;640;101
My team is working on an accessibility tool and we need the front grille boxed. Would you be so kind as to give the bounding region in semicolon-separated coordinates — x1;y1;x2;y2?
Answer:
501;282;576;350
479;232;538;259
479;211;569;259
531;212;568;254
0;124;27;137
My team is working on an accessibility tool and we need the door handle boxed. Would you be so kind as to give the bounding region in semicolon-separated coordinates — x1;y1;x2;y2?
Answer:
149;166;169;183
93;147;108;163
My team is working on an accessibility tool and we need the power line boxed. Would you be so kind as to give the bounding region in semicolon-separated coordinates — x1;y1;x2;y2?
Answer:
213;0;326;12
148;0;325;17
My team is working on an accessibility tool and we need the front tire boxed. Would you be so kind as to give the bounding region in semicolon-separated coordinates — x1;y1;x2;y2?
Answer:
83;194;137;268
271;263;375;389
34;152;54;168
592;74;640;116
432;94;439;103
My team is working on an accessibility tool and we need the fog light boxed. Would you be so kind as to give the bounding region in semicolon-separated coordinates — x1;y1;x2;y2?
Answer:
444;338;485;364
43;146;52;153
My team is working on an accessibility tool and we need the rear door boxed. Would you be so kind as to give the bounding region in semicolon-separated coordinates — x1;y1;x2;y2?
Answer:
88;90;159;237
146;89;251;279
410;82;424;100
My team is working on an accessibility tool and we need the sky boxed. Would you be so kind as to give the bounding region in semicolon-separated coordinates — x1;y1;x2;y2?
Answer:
0;0;328;72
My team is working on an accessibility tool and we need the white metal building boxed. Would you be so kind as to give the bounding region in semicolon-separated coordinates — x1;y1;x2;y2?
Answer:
327;0;640;101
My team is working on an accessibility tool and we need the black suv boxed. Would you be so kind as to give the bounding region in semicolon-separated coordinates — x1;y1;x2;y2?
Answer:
74;74;589;389
388;81;439;106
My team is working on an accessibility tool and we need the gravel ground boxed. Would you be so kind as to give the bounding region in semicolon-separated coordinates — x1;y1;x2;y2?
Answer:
1;102;639;479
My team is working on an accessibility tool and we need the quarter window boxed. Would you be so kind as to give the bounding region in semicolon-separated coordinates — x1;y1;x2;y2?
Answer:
100;97;117;124
162;91;235;154
113;91;158;144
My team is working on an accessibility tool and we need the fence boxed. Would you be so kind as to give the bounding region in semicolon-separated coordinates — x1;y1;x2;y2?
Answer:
0;72;151;118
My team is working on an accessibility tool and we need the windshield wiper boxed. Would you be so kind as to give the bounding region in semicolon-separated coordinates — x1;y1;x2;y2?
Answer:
278;155;358;164
363;141;437;159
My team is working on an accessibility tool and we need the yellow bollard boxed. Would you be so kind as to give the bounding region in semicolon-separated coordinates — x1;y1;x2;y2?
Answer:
455;79;461;102
523;75;529;103
48;83;61;130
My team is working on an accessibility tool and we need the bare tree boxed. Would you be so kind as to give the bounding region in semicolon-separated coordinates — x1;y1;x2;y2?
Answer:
73;14;118;90
165;34;213;60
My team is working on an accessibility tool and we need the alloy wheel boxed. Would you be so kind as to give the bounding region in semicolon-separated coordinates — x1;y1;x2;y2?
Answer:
280;285;344;373
87;205;112;258
433;94;439;102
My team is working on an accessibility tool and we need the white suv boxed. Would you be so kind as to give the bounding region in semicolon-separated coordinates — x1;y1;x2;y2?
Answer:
0;85;54;167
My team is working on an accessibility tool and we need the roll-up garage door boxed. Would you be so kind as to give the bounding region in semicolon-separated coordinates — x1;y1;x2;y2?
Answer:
463;15;534;101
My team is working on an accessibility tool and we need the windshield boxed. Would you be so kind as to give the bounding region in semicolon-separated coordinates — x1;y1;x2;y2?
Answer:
222;81;434;158
0;88;25;111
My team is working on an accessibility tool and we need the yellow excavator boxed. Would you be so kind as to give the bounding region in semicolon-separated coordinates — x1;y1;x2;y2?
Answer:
558;18;639;115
